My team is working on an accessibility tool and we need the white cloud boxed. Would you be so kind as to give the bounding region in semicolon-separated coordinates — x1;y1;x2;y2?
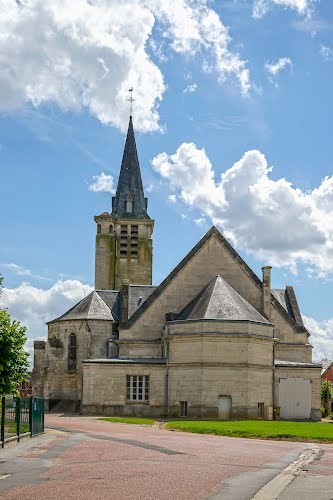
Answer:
265;57;293;77
194;217;206;227
253;0;315;19
303;315;333;361
152;143;333;276
168;194;177;203
183;83;197;93
2;263;52;281
0;0;250;133
89;172;115;193
0;280;93;343
319;44;333;61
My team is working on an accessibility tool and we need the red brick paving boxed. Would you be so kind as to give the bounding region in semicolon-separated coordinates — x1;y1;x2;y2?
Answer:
0;414;325;500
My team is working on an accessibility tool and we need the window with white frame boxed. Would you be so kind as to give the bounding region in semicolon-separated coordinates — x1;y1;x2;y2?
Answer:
126;375;149;402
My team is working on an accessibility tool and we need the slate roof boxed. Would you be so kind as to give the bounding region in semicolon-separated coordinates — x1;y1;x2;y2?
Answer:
48;285;156;324
97;290;120;320
271;287;304;327
111;116;150;219
175;275;270;323
271;289;288;312
275;360;322;368
321;360;333;376
82;358;166;364
48;291;114;324
128;285;157;318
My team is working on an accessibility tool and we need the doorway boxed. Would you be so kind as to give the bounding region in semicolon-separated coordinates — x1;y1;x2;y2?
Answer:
218;395;232;419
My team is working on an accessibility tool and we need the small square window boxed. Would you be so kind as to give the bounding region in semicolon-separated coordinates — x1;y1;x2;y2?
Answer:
126;375;149;402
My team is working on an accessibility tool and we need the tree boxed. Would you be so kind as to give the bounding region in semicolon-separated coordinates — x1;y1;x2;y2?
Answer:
0;276;29;395
321;380;333;417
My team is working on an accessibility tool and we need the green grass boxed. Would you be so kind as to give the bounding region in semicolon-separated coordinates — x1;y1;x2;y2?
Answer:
97;417;156;425
5;420;30;434
165;420;333;443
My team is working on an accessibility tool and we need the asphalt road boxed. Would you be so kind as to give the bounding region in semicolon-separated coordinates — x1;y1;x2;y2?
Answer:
0;414;332;499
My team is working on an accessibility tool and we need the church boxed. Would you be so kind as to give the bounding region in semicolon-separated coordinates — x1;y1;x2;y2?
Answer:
32;117;322;421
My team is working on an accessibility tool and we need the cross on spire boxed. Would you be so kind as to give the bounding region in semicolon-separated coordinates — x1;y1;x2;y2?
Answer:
128;87;135;116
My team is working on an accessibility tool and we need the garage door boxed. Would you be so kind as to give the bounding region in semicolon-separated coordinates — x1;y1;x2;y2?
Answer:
279;378;311;419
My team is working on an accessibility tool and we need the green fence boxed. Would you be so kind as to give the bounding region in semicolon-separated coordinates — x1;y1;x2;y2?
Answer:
1;396;45;448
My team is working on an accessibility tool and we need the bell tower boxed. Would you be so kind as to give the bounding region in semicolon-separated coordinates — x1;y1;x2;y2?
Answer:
94;116;154;290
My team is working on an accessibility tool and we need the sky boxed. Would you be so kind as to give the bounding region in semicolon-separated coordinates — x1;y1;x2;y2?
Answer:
0;0;333;362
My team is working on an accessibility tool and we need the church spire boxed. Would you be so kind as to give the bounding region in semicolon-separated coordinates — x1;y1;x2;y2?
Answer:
111;116;149;219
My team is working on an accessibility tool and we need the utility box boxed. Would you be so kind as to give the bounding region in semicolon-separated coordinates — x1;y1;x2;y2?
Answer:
273;406;281;420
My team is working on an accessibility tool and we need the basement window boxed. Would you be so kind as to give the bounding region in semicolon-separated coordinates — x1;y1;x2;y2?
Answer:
258;402;265;418
126;375;149;402
180;401;188;417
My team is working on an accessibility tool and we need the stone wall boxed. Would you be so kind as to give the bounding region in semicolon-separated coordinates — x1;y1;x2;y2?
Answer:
82;361;165;416
166;320;274;418
33;318;113;408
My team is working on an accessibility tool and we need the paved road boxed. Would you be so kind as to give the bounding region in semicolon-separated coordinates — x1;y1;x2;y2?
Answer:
0;414;332;499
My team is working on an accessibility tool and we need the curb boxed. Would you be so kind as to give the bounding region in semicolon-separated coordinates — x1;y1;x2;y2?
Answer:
251;445;320;500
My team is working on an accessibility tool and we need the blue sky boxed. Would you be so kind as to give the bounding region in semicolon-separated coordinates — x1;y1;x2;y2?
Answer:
0;0;333;360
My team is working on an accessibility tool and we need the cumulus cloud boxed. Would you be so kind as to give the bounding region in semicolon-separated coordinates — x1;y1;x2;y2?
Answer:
0;0;250;132
168;194;177;203
303;316;333;361
253;0;315;18
265;57;293;77
319;44;333;61
0;280;93;342
183;83;197;93
89;172;115;193
152;143;333;275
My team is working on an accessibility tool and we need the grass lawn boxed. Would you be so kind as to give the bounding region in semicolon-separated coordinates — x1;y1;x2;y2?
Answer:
5;421;30;434
97;417;155;425
165;420;333;443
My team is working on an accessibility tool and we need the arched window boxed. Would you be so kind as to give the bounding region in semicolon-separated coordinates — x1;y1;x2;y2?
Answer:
97;224;101;234
68;333;77;372
109;224;114;234
126;193;133;213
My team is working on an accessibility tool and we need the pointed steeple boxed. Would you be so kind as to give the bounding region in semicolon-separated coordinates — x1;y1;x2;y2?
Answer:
112;117;149;219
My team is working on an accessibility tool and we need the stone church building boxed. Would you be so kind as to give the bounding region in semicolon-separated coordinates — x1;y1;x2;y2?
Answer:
32;117;321;420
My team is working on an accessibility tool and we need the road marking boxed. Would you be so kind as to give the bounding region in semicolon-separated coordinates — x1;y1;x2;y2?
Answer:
0;474;11;481
251;446;320;500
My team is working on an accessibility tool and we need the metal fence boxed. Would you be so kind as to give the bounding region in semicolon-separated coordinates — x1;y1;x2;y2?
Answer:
1;396;45;448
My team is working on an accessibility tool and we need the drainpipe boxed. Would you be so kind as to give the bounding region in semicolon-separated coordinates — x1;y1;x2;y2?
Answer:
113;230;118;290
163;326;169;418
80;369;84;415
272;334;275;420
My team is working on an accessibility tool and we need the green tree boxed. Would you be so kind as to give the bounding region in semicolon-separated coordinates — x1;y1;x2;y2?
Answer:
0;276;29;395
321;380;333;417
